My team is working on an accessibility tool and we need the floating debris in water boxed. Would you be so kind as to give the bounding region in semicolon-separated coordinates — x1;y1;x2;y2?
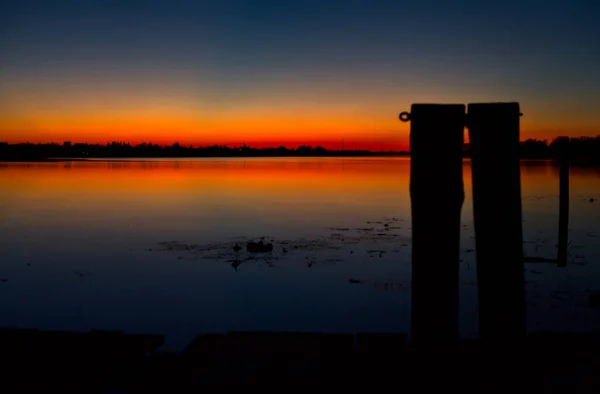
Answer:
73;270;91;278
348;278;404;291
149;217;412;271
229;258;242;271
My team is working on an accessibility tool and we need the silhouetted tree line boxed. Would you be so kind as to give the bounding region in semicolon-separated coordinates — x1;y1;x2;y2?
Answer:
0;141;403;161
463;136;600;164
1;137;599;162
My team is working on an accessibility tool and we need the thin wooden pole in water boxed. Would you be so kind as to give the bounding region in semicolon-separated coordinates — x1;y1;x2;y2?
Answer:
407;103;465;348
557;136;570;267
467;102;526;344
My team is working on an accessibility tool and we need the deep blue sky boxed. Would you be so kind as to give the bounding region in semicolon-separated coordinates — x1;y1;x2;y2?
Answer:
1;0;599;148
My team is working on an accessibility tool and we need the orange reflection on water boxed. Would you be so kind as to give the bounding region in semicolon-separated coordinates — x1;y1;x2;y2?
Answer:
0;158;414;234
0;158;407;194
2;158;597;204
1;158;598;237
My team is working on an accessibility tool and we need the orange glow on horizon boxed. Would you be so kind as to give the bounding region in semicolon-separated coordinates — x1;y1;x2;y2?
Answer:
0;110;407;151
1;94;598;151
2;125;597;152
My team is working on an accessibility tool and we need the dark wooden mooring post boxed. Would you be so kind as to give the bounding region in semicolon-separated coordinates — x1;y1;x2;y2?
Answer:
467;102;526;344
557;136;570;267
406;104;465;347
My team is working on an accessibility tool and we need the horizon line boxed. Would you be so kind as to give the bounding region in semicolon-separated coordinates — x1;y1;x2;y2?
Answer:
3;134;598;150
1;141;410;153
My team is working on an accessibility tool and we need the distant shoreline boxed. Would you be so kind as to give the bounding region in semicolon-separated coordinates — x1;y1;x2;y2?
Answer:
1;152;411;162
1;156;598;167
2;136;599;165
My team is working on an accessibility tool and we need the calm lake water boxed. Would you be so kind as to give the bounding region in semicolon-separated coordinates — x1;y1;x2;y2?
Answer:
0;157;599;350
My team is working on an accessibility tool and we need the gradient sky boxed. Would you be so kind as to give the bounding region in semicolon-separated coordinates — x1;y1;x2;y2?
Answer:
1;0;599;150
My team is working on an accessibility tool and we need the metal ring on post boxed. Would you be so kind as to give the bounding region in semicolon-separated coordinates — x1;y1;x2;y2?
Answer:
399;112;411;122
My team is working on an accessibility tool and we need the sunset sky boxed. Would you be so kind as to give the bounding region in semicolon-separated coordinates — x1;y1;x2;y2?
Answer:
1;0;599;151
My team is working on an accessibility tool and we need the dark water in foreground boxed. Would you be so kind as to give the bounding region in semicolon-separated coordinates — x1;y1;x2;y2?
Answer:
0;158;599;350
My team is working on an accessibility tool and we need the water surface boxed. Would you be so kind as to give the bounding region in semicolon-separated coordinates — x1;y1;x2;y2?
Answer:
0;158;599;350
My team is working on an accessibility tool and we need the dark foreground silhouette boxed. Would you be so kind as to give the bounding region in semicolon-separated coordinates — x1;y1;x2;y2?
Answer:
2;328;600;391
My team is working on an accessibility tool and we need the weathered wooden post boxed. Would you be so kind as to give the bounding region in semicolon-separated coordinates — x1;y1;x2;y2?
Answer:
403;104;465;347
557;136;570;267
467;102;526;343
